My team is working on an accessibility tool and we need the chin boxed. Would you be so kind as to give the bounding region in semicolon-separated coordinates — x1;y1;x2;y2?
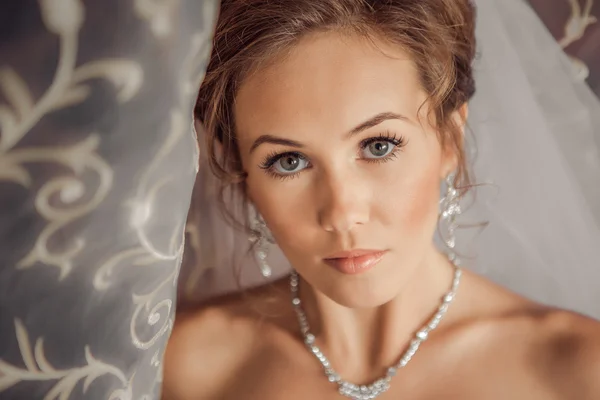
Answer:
316;261;412;309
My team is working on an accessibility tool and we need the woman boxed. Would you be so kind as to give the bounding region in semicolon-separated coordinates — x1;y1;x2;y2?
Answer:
163;0;600;399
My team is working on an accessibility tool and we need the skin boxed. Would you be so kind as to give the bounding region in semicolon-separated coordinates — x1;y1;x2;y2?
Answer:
163;31;600;399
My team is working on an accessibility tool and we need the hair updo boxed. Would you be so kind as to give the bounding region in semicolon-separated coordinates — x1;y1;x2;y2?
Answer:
195;0;477;213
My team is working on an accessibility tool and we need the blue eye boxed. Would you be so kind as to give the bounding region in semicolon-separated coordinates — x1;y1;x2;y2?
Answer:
362;140;394;159
273;154;309;174
260;152;310;179
360;133;405;160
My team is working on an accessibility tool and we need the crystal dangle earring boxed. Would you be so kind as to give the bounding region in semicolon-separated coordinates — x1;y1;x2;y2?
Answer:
248;206;275;278
439;173;462;263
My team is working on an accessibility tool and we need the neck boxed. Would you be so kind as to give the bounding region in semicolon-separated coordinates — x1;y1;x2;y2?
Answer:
296;247;455;381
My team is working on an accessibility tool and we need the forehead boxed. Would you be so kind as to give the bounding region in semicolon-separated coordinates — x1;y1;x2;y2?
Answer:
235;31;426;139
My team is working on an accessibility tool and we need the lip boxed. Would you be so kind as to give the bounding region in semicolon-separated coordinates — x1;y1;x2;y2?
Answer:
323;249;388;275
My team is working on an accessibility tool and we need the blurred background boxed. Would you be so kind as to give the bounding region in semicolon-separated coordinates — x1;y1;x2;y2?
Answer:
530;0;599;95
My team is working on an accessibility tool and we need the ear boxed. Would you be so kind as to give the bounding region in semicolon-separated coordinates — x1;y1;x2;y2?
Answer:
440;103;468;179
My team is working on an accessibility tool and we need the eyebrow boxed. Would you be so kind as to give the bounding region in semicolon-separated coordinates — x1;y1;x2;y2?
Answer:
249;135;304;153
249;111;409;153
348;112;409;136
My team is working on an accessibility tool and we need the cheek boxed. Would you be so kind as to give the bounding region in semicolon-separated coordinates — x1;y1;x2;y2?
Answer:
245;174;312;244
376;147;442;238
401;179;439;246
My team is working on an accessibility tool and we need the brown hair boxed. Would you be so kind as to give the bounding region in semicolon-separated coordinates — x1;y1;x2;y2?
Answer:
195;0;477;221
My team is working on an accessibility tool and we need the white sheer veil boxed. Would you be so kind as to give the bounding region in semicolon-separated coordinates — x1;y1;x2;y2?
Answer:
460;0;600;318
184;0;600;320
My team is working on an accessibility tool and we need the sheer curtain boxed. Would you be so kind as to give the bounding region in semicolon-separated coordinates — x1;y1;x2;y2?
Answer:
0;0;217;398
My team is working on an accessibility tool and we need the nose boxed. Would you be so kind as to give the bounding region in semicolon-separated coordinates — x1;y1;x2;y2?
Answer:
318;170;370;233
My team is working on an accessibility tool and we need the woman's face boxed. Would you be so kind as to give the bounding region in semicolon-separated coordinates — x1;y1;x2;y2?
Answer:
235;31;459;308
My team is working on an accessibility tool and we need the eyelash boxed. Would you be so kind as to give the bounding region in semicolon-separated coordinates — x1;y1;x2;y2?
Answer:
360;131;406;163
259;131;407;180
259;151;307;181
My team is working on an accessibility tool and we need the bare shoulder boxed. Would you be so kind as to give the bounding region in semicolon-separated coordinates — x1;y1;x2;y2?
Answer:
162;281;291;400
458;271;600;398
532;309;600;399
162;293;263;400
